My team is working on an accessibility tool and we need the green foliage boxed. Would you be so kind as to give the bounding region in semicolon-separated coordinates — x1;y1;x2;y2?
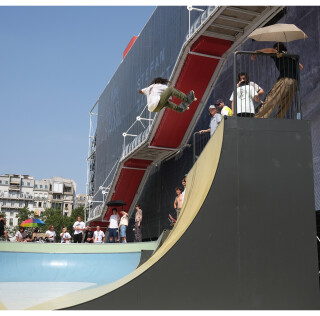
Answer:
16;207;35;226
39;206;85;242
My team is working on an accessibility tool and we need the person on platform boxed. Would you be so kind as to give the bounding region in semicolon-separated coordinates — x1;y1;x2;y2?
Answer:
0;214;9;241
174;187;184;220
46;225;56;242
181;176;187;206
93;226;105;244
108;209;120;243
199;105;222;136
60;227;71;243
15;227;26;242
134;204;143;242
251;42;303;118
215;99;233;117
73;216;86;243
230;77;259;117
139;77;196;113
119;210;129;243
84;226;94;243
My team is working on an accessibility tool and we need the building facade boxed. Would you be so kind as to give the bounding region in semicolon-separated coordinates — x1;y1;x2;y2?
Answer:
0;174;77;226
90;6;320;241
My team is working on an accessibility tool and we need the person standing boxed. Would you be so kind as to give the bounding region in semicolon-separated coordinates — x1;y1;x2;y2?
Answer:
174;187;184;220
108;209;120;243
199;105;222;136
181;176;187;206
60;227;71;243
252;42;303;118
0;215;9;241
73;216;85;243
93;226;105;243
134;204;143;242
46;225;56;242
119;211;129;243
84;226;94;243
215;99;233;117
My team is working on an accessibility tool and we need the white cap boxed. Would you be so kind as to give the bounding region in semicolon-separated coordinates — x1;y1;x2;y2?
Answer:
209;105;216;110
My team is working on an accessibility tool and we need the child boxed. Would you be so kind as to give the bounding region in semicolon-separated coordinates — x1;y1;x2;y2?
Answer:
139;77;196;113
60;227;71;243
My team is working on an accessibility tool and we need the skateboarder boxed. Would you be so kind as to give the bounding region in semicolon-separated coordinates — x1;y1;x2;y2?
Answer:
139;77;196;113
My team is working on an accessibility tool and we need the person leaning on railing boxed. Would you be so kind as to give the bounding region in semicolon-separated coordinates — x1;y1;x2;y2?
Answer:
199;105;222;136
251;42;303;119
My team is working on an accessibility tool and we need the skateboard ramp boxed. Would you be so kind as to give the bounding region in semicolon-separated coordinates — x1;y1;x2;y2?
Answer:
13;117;320;309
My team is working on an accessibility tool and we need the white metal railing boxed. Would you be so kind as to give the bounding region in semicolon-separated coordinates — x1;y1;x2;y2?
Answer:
121;104;155;159
186;6;215;41
87;159;119;221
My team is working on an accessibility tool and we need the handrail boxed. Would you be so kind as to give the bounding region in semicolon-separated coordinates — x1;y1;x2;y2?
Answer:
233;51;301;119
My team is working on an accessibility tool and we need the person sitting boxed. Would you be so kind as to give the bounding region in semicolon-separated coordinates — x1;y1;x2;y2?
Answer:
199;105;222;136
15;227;26;242
139;77;196;113
45;225;56;242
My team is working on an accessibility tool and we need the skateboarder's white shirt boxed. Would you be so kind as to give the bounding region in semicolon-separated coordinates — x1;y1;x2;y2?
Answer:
141;83;168;111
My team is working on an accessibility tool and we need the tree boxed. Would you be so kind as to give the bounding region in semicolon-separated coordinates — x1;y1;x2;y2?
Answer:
15;207;35;227
39;206;85;242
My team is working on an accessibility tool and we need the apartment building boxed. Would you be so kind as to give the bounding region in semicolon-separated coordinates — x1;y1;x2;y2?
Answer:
75;194;87;208
0;174;77;226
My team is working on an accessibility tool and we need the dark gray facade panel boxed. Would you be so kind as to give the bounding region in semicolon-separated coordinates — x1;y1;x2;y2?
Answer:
95;6;320;240
94;6;205;202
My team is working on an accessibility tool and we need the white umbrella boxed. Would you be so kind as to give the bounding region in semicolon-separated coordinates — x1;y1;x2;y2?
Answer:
248;24;308;43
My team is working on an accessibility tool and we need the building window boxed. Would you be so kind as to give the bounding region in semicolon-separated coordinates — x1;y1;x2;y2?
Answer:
19;201;23;207
65;204;68;210
27;182;30;186
5;181;8;184
11;202;14;207
3;201;6;206
22;181;24;185
0;180;2;184
25;201;29;207
45;185;48;189
40;185;43;189
9;218;13;226
35;184;38;188
39;202;42;207
10;211;14;216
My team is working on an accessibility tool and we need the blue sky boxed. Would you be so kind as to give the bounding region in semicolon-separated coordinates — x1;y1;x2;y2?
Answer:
0;6;155;194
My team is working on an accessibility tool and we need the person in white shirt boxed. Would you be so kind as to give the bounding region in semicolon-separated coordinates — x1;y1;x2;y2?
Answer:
108;209;120;243
230;79;259;117
60;227;71;243
119;211;129;243
73;216;85;243
46;225;56;242
15;227;26;242
181;176;187;205
139;77;196;113
93;226;105;243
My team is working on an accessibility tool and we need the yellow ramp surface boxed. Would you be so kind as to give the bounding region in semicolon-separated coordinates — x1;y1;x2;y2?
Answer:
27;119;224;310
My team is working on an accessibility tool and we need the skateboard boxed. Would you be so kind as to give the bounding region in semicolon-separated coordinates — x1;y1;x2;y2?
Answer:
180;90;197;111
168;214;177;226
